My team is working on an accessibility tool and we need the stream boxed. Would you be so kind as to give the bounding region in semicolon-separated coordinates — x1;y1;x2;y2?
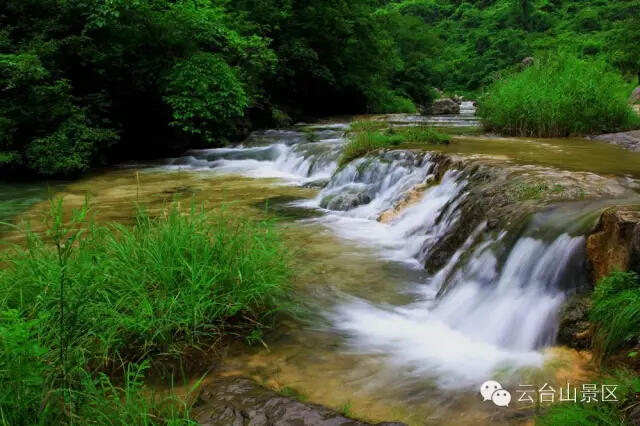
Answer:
3;102;640;424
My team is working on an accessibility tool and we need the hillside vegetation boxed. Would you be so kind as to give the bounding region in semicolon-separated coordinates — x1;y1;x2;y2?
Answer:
2;0;639;176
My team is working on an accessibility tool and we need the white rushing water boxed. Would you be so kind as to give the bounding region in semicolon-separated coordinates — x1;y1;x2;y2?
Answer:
155;118;587;389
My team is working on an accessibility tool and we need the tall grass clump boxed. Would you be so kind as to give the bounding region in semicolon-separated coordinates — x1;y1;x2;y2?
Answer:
590;270;640;357
340;122;450;168
478;54;640;137
399;126;451;144
349;120;388;133
338;130;404;168
538;369;640;426
0;198;291;423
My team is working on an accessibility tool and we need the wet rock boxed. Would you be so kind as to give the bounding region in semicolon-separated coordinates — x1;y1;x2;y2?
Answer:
378;180;433;223
589;130;640;152
427;98;460;115
557;294;592;350
451;95;464;104
520;56;534;70
630;86;640;105
587;206;640;282
302;179;330;189
321;190;371;211
193;377;405;426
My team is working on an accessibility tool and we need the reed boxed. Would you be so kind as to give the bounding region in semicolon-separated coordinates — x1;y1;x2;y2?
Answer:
0;198;291;423
478;55;640;137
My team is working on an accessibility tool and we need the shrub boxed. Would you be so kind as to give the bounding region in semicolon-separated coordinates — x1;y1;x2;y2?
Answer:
478;54;640;137
590;271;640;357
366;87;417;113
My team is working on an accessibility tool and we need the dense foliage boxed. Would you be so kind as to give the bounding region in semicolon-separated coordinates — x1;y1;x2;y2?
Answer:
478;54;640;136
0;199;291;423
2;0;639;176
381;0;640;92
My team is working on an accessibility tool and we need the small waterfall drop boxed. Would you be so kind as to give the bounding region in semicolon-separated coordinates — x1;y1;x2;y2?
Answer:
154;117;593;389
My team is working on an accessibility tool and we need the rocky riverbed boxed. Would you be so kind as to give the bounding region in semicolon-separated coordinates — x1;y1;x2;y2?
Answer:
3;110;640;425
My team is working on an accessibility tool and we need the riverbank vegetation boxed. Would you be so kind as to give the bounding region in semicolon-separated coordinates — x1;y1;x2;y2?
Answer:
0;199;291;423
538;271;640;425
479;55;640;136
339;122;450;168
538;369;640;425
3;0;640;177
591;271;640;358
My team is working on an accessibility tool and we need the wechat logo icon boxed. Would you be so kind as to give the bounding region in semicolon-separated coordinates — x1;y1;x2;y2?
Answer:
480;380;511;407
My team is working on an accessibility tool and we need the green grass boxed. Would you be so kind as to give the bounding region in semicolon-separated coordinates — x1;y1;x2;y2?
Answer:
506;181;565;201
0;198;292;424
590;271;640;358
349;120;389;133
399;126;451;144
478;54;640;137
538;271;640;424
338;130;404;169
339;122;450;168
537;370;640;425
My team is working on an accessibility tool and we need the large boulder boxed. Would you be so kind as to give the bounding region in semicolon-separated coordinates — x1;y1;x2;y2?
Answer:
586;206;640;282
590;130;640;152
320;190;371;211
427;97;460;115
630;86;640;105
193;377;406;426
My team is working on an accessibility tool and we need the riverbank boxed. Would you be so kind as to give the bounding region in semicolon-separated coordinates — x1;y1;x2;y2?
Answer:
4;111;640;424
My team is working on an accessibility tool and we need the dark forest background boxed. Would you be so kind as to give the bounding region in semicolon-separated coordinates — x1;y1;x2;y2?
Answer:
1;0;639;177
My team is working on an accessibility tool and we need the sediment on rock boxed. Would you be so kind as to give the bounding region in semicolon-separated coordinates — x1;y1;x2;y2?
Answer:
193;377;406;426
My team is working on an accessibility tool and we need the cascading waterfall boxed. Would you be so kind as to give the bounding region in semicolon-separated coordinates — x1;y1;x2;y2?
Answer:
156;119;590;389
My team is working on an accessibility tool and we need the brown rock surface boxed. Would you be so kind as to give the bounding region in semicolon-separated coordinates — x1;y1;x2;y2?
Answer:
193;377;406;426
427;98;460;115
586;206;640;282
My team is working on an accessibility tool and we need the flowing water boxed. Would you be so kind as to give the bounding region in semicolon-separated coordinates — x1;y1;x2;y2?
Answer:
3;105;639;424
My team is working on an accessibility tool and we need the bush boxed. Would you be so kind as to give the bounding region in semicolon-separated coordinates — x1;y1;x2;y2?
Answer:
0;198;291;423
366;88;417;113
349;120;389;133
478;55;640;137
590;271;640;357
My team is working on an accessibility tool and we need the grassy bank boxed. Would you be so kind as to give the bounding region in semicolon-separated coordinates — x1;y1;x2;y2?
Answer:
538;369;640;425
590;271;640;358
0;199;291;424
479;55;640;137
338;121;450;168
538;271;640;425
